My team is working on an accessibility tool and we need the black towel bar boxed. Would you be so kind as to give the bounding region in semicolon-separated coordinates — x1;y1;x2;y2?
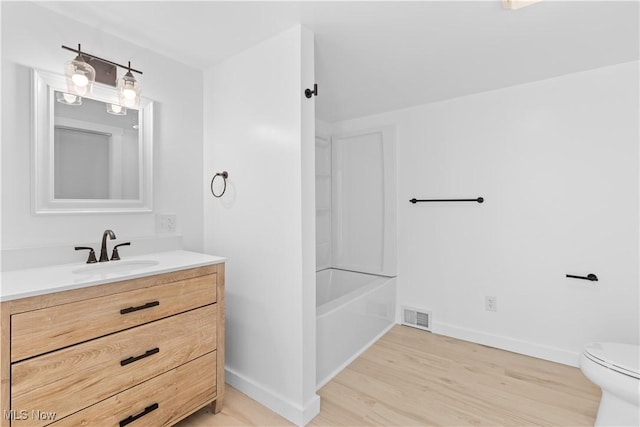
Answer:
566;273;598;282
409;197;484;204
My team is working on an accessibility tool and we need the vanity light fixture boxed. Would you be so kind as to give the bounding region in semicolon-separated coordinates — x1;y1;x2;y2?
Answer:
117;62;141;108
106;103;127;115
62;44;143;105
55;91;82;106
64;44;95;96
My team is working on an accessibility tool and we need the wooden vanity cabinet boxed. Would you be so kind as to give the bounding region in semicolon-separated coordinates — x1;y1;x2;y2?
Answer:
0;263;225;427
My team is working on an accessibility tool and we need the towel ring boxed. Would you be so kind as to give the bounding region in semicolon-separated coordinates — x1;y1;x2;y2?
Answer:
210;171;228;198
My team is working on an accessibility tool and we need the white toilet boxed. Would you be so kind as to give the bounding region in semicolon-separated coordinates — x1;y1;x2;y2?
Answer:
580;342;640;427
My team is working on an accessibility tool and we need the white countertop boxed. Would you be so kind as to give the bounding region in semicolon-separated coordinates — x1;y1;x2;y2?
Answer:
0;250;225;302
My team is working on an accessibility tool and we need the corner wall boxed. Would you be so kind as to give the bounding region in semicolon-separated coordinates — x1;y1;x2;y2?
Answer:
203;26;319;425
330;61;640;366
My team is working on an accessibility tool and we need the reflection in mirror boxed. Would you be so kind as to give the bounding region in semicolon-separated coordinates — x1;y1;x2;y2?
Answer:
54;92;139;199
32;69;153;214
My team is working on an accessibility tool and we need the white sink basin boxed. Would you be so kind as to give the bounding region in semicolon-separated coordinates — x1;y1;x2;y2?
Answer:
72;260;159;275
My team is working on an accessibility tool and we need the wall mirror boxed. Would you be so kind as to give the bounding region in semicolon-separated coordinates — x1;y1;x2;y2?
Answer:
32;69;153;214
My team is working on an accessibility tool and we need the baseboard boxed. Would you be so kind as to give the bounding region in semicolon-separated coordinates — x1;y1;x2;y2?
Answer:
316;321;395;390
225;367;320;426
433;321;581;367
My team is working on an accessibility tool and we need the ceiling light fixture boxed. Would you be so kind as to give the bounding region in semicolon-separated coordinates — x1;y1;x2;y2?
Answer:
62;44;143;105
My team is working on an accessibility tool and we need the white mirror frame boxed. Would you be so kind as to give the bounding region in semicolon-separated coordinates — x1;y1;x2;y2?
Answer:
32;69;153;214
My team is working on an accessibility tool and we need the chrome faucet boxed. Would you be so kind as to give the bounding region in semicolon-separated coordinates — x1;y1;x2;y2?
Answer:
99;229;116;262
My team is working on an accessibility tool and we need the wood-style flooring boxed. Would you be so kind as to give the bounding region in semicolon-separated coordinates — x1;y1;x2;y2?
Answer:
177;325;601;426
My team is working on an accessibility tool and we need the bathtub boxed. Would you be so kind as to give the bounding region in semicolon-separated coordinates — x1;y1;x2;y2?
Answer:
316;268;396;388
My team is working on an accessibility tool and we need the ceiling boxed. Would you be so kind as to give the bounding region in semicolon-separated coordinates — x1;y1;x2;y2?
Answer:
38;1;639;123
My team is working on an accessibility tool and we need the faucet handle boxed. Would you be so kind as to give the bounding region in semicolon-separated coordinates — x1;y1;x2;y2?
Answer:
111;242;131;261
75;246;98;264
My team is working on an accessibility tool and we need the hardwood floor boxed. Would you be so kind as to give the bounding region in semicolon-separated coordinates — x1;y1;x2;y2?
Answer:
175;386;292;426
179;325;601;426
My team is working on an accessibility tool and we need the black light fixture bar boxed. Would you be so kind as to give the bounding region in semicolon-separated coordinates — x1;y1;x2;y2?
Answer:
62;44;143;75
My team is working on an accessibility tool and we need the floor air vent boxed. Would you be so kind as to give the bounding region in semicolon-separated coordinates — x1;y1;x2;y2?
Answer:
402;306;432;331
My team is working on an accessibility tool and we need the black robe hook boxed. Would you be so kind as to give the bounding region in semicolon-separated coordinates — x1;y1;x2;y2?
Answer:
305;84;318;98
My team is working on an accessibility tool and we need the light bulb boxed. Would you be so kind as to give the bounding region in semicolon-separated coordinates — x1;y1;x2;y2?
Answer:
106;103;127;115
63;93;78;103
56;91;82;105
117;69;141;108
65;53;95;96
71;71;89;87
123;88;136;100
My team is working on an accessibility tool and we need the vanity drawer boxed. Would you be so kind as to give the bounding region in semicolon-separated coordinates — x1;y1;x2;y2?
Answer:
48;351;217;427
11;304;216;425
11;273;216;362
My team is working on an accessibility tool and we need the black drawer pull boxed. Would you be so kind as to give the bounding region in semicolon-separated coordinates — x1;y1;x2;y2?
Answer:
119;403;159;427
120;348;159;366
120;301;159;315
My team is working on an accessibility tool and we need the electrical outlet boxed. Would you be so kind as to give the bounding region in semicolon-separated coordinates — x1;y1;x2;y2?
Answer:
156;213;177;233
485;296;497;312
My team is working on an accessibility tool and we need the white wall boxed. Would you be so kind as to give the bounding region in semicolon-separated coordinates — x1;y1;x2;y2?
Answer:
203;26;319;425
331;61;640;366
1;2;204;254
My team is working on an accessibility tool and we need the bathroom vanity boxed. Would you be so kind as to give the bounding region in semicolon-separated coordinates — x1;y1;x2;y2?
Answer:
0;251;225;427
